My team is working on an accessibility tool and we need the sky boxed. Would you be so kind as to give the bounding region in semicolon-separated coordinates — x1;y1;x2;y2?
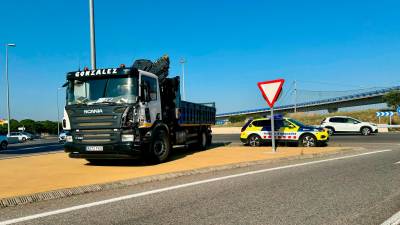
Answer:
0;0;400;120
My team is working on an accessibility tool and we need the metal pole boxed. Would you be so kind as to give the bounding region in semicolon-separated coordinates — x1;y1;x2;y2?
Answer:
271;107;276;152
89;0;96;69
5;46;11;136
180;58;186;100
294;80;297;113
57;88;60;137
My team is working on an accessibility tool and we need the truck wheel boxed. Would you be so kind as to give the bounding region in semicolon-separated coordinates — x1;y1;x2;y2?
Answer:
86;159;107;165
0;141;7;150
299;134;317;147
148;130;170;163
198;131;208;150
206;133;212;146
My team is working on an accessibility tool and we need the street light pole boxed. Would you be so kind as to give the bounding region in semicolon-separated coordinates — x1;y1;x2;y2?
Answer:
89;0;96;69
5;43;16;137
179;58;186;100
57;88;61;137
294;80;297;113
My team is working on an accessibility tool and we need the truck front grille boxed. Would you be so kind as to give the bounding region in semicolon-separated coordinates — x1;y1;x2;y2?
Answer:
75;129;119;144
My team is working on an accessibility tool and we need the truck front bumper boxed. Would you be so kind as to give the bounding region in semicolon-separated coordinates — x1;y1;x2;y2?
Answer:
64;142;142;159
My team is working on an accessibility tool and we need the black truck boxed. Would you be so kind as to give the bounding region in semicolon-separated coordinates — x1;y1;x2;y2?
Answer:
62;55;216;163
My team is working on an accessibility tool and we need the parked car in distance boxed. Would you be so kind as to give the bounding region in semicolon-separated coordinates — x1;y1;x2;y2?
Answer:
7;132;31;143
59;131;67;143
0;135;8;150
320;116;378;136
21;131;35;140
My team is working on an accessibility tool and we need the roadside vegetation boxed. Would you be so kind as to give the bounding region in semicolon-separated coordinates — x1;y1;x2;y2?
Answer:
0;119;60;135
218;109;399;127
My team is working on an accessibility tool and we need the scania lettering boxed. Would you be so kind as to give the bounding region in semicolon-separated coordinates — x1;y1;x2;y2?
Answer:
62;56;216;164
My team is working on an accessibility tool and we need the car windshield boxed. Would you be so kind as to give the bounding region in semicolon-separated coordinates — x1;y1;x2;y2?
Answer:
288;118;307;127
66;77;138;105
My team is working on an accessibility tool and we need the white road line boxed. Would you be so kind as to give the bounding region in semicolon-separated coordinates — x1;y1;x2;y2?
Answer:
381;211;400;225
394;161;400;164
0;149;392;225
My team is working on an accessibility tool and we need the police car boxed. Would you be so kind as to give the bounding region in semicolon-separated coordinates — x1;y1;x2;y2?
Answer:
240;116;329;147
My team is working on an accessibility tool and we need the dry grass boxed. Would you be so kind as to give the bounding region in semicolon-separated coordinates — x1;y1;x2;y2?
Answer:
216;109;399;127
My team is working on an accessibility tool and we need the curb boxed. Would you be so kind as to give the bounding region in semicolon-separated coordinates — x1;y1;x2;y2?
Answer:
0;147;360;209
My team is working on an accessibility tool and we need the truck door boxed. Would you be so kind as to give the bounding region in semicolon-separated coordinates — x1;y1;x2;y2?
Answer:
140;74;162;126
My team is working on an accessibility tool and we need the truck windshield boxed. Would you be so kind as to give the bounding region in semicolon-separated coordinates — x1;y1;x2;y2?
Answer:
67;77;138;105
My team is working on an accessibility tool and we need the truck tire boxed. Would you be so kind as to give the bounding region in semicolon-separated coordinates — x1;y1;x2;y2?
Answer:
206;133;212;146
86;159;107;165
198;131;208;150
147;130;171;163
0;141;7;150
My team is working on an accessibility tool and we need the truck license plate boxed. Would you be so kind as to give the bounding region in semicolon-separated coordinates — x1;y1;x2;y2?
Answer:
86;146;103;151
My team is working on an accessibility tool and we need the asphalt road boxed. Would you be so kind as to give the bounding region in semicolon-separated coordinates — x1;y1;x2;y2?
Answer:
1;147;399;224
214;132;400;147
0;139;63;159
0;133;399;159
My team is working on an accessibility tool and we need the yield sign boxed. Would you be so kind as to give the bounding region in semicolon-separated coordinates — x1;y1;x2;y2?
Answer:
257;79;285;108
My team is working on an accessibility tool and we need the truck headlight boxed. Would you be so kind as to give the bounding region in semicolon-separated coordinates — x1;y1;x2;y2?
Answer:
66;136;73;143
121;134;134;142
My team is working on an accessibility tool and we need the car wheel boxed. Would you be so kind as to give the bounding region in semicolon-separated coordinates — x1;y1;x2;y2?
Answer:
361;127;372;136
299;134;317;147
326;127;334;136
248;134;261;147
0;141;7;150
21;137;26;142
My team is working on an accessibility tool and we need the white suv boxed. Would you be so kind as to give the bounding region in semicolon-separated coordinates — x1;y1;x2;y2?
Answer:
0;135;8;150
321;116;378;136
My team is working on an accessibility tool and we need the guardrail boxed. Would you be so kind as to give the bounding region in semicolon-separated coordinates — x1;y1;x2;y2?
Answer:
378;124;400;128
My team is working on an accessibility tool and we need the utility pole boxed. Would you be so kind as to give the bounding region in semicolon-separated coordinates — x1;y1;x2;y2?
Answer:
179;58;186;100
5;43;16;137
294;80;297;113
57;88;62;137
89;0;96;69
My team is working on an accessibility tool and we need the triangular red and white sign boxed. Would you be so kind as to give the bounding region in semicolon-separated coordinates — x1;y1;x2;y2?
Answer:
257;79;285;108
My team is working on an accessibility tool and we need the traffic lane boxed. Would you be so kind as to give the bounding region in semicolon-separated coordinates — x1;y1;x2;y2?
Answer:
214;132;400;146
1;148;399;225
0;143;63;159
7;138;58;149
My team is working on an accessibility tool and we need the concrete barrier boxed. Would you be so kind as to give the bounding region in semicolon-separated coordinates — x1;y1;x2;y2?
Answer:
212;127;241;134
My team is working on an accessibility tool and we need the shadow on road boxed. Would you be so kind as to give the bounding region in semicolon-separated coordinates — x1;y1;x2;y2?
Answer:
85;141;232;167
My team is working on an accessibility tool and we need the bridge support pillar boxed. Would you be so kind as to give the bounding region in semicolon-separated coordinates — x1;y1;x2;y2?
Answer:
327;108;338;113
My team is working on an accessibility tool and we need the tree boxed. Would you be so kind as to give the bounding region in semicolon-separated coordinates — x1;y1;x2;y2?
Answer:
383;90;400;110
228;115;247;123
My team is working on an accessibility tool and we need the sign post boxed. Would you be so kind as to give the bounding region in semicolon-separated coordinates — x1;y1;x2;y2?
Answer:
257;79;285;152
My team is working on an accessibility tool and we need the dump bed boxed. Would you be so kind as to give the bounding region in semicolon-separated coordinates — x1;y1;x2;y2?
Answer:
178;101;216;125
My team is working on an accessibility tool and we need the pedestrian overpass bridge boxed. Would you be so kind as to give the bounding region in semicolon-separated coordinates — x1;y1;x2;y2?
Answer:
216;85;400;122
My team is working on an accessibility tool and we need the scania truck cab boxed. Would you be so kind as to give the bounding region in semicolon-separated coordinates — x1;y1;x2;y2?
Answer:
63;56;216;164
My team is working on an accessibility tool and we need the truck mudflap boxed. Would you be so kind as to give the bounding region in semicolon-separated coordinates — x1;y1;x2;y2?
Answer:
64;142;142;159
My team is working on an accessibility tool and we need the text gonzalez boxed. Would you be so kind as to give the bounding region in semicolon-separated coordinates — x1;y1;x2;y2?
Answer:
75;68;118;77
